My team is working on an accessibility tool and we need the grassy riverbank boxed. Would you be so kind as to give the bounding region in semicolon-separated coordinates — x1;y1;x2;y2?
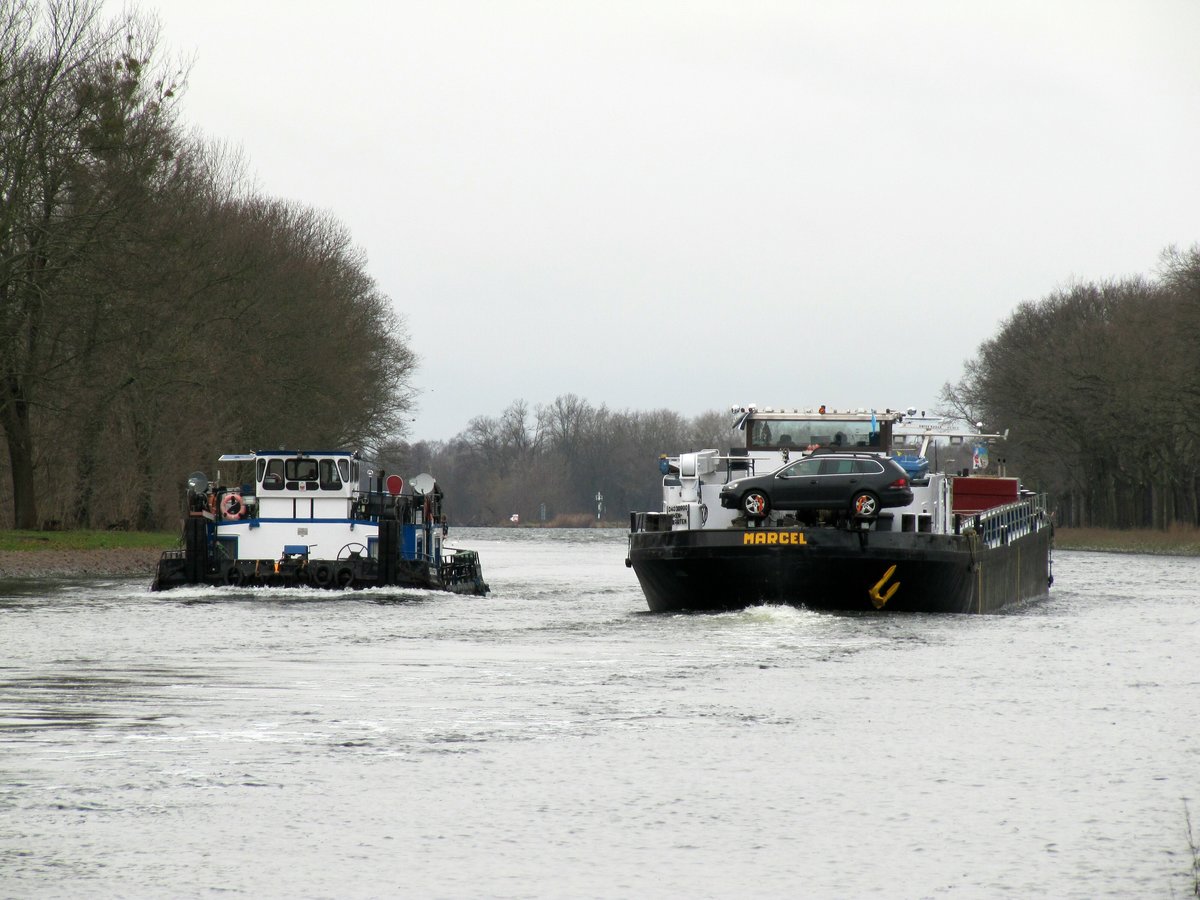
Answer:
0;530;177;579
0;529;177;552
1054;525;1200;556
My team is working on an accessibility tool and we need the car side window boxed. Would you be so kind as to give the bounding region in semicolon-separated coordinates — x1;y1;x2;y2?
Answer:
819;459;855;475
853;460;883;474
781;459;820;477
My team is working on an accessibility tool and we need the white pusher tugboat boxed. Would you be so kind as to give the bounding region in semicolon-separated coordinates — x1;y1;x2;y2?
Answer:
151;449;487;594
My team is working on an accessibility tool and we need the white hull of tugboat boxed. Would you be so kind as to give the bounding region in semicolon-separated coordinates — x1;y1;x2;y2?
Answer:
216;518;379;562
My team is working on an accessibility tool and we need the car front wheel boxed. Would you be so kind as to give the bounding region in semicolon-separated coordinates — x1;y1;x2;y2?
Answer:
851;491;879;518
742;490;770;519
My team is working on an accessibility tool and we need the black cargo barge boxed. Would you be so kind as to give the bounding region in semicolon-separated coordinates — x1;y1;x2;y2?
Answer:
627;506;1053;613
625;405;1053;614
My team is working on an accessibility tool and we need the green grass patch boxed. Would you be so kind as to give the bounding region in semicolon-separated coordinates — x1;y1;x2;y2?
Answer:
1055;524;1200;556
0;530;178;552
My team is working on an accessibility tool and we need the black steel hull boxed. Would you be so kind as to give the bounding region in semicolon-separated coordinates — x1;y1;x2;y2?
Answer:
150;552;488;594
626;524;1052;614
150;517;488;594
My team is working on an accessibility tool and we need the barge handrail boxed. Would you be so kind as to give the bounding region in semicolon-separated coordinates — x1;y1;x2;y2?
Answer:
960;493;1049;549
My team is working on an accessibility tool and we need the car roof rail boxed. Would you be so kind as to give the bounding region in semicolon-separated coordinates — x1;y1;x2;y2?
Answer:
808;447;875;456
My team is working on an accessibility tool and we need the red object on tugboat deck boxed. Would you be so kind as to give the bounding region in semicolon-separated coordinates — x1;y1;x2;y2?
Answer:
386;475;404;496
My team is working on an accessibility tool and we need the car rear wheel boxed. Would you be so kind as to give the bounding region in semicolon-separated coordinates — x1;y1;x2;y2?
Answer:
851;491;879;518
742;490;770;519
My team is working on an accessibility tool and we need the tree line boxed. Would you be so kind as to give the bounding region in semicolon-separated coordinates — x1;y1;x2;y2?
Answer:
943;246;1200;529
0;0;415;530
381;396;732;526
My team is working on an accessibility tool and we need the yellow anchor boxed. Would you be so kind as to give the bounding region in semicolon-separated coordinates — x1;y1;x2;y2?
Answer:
868;564;900;609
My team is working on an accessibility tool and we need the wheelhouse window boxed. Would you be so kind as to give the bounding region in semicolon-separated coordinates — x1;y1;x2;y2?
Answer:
319;459;342;490
262;458;285;490
286;458;319;483
748;418;885;451
258;456;347;490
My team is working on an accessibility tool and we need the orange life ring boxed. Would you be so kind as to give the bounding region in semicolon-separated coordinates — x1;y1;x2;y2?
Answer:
220;492;245;520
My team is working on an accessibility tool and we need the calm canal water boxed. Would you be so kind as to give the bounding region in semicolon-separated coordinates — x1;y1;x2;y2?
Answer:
2;529;1198;898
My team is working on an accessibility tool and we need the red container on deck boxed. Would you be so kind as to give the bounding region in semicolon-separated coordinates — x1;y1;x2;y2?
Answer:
951;476;1019;514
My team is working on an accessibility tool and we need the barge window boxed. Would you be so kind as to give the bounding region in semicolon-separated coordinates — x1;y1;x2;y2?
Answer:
752;421;774;446
338;459;350;482
748;418;882;450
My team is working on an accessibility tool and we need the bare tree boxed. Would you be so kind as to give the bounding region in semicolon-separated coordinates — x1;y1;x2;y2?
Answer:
0;0;180;527
943;265;1200;528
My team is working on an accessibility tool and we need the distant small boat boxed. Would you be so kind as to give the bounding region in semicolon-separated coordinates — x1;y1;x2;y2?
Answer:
626;405;1052;614
151;449;487;594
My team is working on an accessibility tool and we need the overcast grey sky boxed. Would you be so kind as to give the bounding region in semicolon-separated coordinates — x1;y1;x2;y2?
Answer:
124;1;1200;441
